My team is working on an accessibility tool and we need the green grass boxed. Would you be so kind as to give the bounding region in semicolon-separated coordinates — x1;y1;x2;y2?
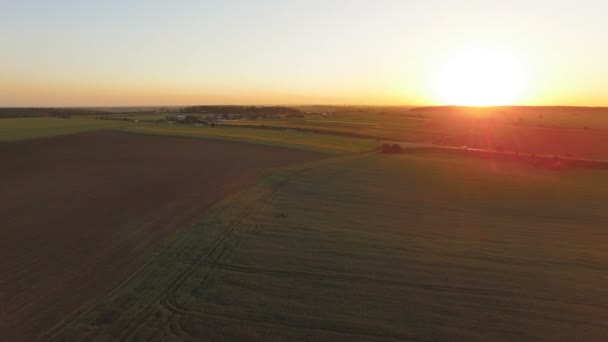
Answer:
123;124;377;155
0;118;377;155
0;118;133;142
221;112;435;142
53;152;608;341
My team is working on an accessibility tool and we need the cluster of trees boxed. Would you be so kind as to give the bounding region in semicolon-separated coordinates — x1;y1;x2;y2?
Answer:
180;106;305;120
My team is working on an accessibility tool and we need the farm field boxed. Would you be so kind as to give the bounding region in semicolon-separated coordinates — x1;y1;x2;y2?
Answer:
4;106;606;159
54;151;608;341
432;124;608;161
123;124;377;155
220;112;435;142
212;106;608;160
0;117;133;141
409;107;608;160
0;131;326;341
0;115;377;154
5;1;608;341
410;105;608;130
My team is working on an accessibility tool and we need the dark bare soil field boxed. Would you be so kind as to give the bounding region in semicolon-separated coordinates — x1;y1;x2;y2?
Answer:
0;131;325;341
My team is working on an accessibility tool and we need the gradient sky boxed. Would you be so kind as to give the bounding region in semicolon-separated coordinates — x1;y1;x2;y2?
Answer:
1;0;607;106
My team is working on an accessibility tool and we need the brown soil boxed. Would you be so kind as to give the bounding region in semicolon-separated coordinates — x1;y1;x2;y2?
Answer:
0;131;325;341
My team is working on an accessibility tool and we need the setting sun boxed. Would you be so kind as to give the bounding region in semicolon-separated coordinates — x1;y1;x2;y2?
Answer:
434;47;526;106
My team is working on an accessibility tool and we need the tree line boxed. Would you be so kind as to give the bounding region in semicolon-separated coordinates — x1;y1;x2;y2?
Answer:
180;106;305;119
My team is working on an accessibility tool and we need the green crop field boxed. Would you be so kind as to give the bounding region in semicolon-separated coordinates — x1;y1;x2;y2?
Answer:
0;118;133;141
0;117;377;154
220;112;435;142
217;106;608;146
53;152;608;341
123;124;378;155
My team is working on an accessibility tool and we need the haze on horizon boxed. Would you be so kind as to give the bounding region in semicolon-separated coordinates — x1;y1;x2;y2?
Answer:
1;0;607;107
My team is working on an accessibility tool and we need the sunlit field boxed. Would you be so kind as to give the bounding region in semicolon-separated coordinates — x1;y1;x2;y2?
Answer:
218;106;608;160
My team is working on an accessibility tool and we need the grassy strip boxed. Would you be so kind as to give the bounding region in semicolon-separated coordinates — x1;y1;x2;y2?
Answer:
121;124;377;155
0;118;133;142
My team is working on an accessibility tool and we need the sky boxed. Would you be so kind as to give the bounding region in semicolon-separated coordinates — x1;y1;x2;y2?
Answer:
1;0;607;107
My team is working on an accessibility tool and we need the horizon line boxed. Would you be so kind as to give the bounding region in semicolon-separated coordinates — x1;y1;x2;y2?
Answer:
2;104;608;109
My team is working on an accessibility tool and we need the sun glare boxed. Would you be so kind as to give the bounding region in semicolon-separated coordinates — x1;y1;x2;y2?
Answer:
434;47;526;106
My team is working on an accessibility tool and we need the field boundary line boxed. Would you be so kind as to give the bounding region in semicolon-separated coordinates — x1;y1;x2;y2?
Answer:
113;169;296;339
42;167;280;341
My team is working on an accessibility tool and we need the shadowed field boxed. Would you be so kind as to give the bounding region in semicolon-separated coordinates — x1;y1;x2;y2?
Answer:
0;131;325;340
55;152;608;341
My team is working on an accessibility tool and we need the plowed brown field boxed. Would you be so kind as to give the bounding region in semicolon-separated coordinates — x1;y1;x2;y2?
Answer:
0;131;325;340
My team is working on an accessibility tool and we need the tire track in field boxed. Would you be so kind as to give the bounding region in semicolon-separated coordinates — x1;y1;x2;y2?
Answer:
156;172;430;342
158;164;608;339
148;175;288;340
191;261;608;313
153;169;425;341
117;172;291;340
158;174;290;310
45;190;243;341
50;154;361;340
171;305;424;342
48;169;277;341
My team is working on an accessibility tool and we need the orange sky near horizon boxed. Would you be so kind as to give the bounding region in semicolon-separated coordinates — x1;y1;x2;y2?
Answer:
2;1;607;107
